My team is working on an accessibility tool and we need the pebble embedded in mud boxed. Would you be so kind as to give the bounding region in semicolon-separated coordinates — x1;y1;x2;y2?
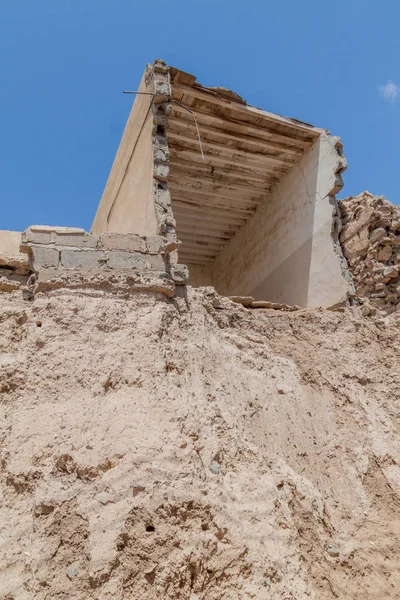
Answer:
66;563;79;579
95;491;114;505
209;461;221;475
326;545;340;557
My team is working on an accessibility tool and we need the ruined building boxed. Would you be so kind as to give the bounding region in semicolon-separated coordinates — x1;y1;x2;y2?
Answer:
3;61;400;600
92;60;350;308
1;60;400;314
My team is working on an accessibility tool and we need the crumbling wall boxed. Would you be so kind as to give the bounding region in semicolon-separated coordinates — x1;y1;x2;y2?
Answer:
0;226;188;300
339;191;400;315
21;226;168;279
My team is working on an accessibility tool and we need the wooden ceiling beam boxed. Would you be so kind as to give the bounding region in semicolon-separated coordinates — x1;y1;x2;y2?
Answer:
169;186;263;210
167;116;303;158
173;201;248;222
170;103;311;151
169;162;278;188
171;86;319;142
168;174;270;199
176;217;240;236
169;148;287;179
167;131;295;170
173;197;256;217
167;129;296;168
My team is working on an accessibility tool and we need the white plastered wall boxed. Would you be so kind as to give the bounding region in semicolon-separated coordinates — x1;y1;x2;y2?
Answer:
92;74;158;236
209;133;349;307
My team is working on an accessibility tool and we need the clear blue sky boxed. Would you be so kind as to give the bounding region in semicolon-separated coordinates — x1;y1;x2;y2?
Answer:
1;1;399;231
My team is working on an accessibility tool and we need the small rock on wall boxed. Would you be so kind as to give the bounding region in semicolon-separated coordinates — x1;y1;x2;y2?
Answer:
339;191;400;315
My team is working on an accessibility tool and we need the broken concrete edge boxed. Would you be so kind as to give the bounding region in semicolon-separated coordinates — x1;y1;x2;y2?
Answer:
322;136;355;305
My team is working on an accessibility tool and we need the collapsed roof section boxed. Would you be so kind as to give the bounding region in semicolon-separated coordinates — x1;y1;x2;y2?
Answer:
92;60;350;308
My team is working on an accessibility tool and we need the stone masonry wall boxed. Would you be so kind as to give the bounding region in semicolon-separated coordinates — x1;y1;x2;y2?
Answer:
144;60;179;266
16;225;189;295
339;191;400;315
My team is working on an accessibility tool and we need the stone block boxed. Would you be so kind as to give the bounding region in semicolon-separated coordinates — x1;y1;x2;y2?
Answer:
382;265;399;282
342;227;370;259
145;236;166;254
154;163;169;180
32;225;85;234
22;227;53;245
153;145;169;163
153;81;170;103
99;233;146;253
155;188;171;209
340;208;374;243
37;268;63;282
377;245;392;262
31;246;59;269
61;250;106;269
165;215;176;228
22;225;86;244
369;228;386;244
171;264;189;284
145;254;166;271
106;251;147;270
168;248;179;265
54;231;98;249
22;225;98;250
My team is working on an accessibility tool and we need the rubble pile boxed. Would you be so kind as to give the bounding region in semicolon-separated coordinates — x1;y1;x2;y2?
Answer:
339;191;400;314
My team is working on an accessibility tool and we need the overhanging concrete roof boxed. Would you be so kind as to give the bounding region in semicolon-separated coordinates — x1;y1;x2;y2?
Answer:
167;66;324;265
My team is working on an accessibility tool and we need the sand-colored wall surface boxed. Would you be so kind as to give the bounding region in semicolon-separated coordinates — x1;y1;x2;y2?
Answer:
92;74;158;236
211;134;348;307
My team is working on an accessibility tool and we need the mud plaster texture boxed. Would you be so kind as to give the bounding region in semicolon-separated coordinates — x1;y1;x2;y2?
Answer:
339;191;400;315
1;284;400;599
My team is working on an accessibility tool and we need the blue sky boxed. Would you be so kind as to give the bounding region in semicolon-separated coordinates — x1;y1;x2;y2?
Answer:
1;0;399;231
